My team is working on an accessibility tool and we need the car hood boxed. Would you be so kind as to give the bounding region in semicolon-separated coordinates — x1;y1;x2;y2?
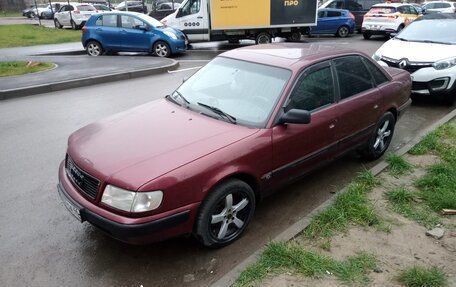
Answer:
68;99;259;190
376;38;456;62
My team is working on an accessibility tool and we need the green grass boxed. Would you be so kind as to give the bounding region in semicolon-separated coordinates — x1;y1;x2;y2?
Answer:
386;153;413;176
0;11;21;17
234;242;377;287
398;266;447;287
303;171;380;240
0;61;55;77
0;24;81;48
417;162;456;211
409;124;456;158
385;187;440;228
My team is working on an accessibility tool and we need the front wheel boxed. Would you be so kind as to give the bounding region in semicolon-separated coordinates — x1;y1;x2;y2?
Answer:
153;41;171;57
336;26;349;38
54;19;62;29
195;179;255;248
86;41;103;56
71;20;77;30
360;112;396;160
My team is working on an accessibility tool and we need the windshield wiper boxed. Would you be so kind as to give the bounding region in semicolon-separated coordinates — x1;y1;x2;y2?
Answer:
197;102;236;124
173;90;190;106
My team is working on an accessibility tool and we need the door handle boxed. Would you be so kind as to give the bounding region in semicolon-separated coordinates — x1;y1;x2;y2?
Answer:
197;16;203;19
329;124;335;129
373;104;378;109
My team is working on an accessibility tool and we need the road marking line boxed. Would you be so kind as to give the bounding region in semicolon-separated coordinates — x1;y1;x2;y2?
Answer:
178;60;211;62
168;66;202;73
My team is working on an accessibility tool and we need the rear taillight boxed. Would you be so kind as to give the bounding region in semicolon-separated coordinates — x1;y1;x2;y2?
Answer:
349;12;355;20
73;10;80;14
82;26;87;34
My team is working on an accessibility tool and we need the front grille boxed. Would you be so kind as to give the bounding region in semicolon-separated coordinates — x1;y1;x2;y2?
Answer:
65;155;100;200
381;57;433;74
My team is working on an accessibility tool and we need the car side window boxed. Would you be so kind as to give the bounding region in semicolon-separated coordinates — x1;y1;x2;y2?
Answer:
327;11;341;17
180;0;200;17
346;0;362;11
333;56;375;100
121;15;144;29
409;6;418;14
100;14;117;27
286;63;334;112
318;11;326;18
362;58;389;86
397;6;406;14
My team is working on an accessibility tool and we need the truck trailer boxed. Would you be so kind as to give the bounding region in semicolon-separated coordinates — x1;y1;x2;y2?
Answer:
161;0;318;43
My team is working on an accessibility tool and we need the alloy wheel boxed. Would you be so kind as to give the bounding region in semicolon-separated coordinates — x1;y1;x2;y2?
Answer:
87;42;101;56
210;193;250;240
373;120;392;153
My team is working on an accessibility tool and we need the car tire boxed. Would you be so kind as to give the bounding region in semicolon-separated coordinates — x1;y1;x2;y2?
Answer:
288;31;302;42
363;32;371;40
54;19;62;29
30;11;35;18
71;20;77;30
86;41;104;57
336;26;350;38
360;112;396;160
256;32;272;44
195;179;255;248
153;41;171;57
40;12;45;19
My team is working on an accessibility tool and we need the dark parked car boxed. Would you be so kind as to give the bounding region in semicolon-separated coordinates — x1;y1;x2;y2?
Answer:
320;0;383;31
22;5;36;18
116;1;148;13
82;11;187;57
310;8;355;37
149;2;180;20
58;43;411;247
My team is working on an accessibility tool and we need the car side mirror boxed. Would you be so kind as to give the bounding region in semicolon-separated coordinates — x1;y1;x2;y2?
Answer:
279;109;311;125
138;25;148;31
390;32;397;37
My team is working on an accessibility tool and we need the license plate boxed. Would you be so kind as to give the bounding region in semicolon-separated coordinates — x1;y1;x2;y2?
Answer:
59;188;82;222
371;25;379;30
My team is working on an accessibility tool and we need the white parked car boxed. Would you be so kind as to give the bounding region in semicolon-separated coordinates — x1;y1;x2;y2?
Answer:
422;1;456;14
373;14;456;104
54;3;97;30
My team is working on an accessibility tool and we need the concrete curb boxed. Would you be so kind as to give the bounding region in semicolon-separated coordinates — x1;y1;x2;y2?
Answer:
0;60;179;101
212;107;456;287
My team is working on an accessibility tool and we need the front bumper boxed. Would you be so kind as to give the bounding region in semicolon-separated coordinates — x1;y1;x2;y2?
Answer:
57;161;198;244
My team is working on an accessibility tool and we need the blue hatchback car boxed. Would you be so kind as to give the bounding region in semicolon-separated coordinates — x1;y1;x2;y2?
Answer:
82;11;187;57
310;8;355;37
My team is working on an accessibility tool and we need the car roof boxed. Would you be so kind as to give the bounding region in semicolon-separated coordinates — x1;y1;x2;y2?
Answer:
372;3;409;8
318;8;349;12
220;43;368;71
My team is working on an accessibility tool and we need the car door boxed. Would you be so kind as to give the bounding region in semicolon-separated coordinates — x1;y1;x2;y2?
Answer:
56;5;70;25
119;15;151;51
175;0;209;41
312;10;327;33
332;55;382;154
271;61;339;185
93;14;121;50
325;10;343;33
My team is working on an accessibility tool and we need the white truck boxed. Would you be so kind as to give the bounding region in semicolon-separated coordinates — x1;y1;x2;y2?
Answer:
161;0;318;44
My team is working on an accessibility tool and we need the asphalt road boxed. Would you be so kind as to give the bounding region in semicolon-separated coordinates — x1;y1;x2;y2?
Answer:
0;35;454;287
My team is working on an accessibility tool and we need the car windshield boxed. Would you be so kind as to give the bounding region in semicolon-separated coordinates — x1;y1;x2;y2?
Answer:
77;5;96;11
136;13;164;27
369;7;396;14
173;57;291;127
397;19;456;44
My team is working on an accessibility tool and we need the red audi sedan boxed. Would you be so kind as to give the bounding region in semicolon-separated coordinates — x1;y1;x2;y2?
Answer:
58;43;411;247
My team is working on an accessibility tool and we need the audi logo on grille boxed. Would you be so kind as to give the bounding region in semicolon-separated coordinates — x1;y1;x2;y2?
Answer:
68;162;84;187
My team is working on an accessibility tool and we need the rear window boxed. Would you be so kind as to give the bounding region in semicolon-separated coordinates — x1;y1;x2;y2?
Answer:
369;6;396;14
77;5;96;11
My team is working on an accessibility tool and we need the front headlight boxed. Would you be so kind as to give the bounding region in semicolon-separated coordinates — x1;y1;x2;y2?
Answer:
160;19;167;25
372;52;382;61
164;31;177;40
433;57;456;70
101;185;163;213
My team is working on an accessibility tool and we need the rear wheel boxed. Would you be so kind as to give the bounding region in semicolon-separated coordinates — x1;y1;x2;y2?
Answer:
363;31;371;40
255;32;272;44
336;26;349;38
288;31;302;42
71;20;77;30
195;179;255;248
86;41;103;57
153;41;171;57
360;112;396;160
